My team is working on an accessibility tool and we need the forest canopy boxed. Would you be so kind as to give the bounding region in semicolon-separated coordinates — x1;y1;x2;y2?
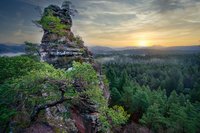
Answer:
103;54;200;132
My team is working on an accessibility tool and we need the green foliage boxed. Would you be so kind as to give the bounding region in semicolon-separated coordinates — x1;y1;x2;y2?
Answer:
0;56;73;130
190;77;200;102
103;54;200;132
73;35;84;46
66;61;99;89
0;56;41;84
68;62;130;131
0;57;129;132
107;105;130;127
24;41;39;56
2;51;199;133
99;105;130;131
69;62;98;82
110;87;121;105
0;82;17;122
120;83;136;108
36;10;70;36
130;87;150;114
140;103;168;131
104;54;200;97
1;62;65;115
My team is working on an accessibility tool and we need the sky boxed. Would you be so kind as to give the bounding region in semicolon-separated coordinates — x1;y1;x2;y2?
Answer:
0;0;200;47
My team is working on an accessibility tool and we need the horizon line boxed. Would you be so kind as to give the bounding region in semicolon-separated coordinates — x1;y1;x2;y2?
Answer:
0;42;200;48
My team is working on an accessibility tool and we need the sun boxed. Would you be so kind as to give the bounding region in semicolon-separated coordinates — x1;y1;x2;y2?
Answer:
138;40;149;47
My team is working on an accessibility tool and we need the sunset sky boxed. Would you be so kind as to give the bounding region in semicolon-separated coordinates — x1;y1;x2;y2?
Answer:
0;0;200;47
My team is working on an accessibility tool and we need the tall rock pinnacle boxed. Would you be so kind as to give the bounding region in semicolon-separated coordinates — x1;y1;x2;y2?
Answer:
38;3;93;68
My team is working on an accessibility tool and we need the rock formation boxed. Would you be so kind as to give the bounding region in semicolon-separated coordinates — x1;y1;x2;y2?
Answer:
39;4;93;68
37;2;109;133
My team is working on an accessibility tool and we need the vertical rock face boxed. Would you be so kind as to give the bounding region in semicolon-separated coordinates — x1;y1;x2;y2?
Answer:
38;3;110;133
40;5;93;68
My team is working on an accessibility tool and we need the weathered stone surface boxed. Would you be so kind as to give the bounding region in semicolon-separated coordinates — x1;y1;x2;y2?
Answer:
24;123;54;133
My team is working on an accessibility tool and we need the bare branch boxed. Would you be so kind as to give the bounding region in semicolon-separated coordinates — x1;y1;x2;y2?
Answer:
30;96;73;121
30;78;72;121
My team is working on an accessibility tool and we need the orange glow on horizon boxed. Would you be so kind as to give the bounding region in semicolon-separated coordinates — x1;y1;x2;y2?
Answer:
84;33;200;47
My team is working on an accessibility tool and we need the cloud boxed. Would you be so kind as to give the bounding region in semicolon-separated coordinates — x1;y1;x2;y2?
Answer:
16;12;22;17
0;28;43;44
12;30;43;44
70;0;200;46
14;29;23;36
184;19;200;23
151;0;183;13
1;0;200;46
18;0;64;7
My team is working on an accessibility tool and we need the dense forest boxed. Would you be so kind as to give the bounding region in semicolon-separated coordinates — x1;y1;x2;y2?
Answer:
101;54;200;132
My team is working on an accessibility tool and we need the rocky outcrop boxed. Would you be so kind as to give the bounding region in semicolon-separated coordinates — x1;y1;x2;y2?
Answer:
38;3;109;133
39;5;93;68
